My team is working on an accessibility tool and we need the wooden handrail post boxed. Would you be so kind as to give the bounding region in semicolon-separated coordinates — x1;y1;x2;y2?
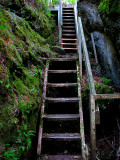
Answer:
78;17;96;95
90;95;96;160
59;0;62;45
91;33;98;64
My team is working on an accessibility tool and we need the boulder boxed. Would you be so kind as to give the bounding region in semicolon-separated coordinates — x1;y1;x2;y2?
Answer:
93;31;120;86
51;46;66;54
78;1;103;32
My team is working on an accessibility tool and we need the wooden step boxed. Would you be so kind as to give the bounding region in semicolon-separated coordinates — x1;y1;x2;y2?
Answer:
45;97;79;102
47;83;77;87
63;19;75;22
62;30;76;33
63;13;74;15
42;58;78;61
63;8;74;10
62;34;76;36
63;48;78;50
44;114;80;121
40;155;82;160
61;43;76;44
62;26;75;29
48;70;77;73
63;17;75;19
62;38;77;41
63;10;74;13
43;133;81;140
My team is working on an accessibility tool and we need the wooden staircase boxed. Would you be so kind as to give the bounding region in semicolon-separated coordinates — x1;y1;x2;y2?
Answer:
61;7;78;55
37;6;87;160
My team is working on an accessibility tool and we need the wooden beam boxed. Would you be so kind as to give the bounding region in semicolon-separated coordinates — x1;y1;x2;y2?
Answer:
95;94;120;100
77;62;88;159
91;33;98;64
37;61;49;156
47;83;77;87
78;17;96;95
90;95;96;160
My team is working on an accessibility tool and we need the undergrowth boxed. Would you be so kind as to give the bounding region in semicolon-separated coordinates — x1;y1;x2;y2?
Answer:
0;4;57;159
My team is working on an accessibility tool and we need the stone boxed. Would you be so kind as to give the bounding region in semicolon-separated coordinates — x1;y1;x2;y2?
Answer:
51;46;66;54
78;1;103;32
93;31;120;86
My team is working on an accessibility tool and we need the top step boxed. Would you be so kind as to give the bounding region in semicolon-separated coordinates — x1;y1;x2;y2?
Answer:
63;8;74;10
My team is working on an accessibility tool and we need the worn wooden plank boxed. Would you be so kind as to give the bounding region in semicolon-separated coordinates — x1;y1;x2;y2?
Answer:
91;33;98;64
62;38;77;40
40;155;82;160
43;114;80;121
48;70;77;73
42;58;78;61
90;95;96;160
47;83;77;87
45;97;79;102
43;133;81;140
78;17;96;95
77;62;88;159
95;94;120;99
63;48;78;50
37;61;49;156
61;43;77;45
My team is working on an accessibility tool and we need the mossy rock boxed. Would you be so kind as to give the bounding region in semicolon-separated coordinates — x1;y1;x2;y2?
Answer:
51;46;66;54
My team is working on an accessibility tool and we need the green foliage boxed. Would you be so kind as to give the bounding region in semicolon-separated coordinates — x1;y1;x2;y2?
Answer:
4;149;19;160
62;0;75;4
52;0;60;5
102;77;111;85
94;83;114;94
98;0;120;15
0;1;58;159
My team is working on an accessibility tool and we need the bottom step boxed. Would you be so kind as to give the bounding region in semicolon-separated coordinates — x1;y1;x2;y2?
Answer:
40;155;82;160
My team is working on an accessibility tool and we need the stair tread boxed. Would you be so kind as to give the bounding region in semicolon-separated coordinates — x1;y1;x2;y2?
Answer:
45;97;79;102
40;155;82;160
62;30;75;31
44;114;80;120
63;16;74;17
47;83;77;87
43;133;81;139
63;20;75;22
61;43;77;45
63;48;78;50
62;26;75;28
62;38;77;40
42;58;78;61
48;70;77;73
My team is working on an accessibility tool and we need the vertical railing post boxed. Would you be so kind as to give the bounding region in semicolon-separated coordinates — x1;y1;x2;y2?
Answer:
59;0;62;45
90;95;96;160
91;33;98;64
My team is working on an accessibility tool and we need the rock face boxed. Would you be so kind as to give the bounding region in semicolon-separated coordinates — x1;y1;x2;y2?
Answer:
78;1;103;32
93;32;120;86
102;15;120;56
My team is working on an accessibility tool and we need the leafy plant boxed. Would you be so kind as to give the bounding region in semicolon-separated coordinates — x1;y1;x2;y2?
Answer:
4;149;19;160
102;77;111;85
98;0;120;15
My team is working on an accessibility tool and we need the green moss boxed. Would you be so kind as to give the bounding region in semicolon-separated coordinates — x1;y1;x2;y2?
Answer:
0;4;57;159
98;0;120;15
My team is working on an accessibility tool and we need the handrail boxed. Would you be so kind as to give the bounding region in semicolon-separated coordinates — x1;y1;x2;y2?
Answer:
74;4;82;77
59;0;62;45
74;4;88;159
78;17;96;160
78;17;96;95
